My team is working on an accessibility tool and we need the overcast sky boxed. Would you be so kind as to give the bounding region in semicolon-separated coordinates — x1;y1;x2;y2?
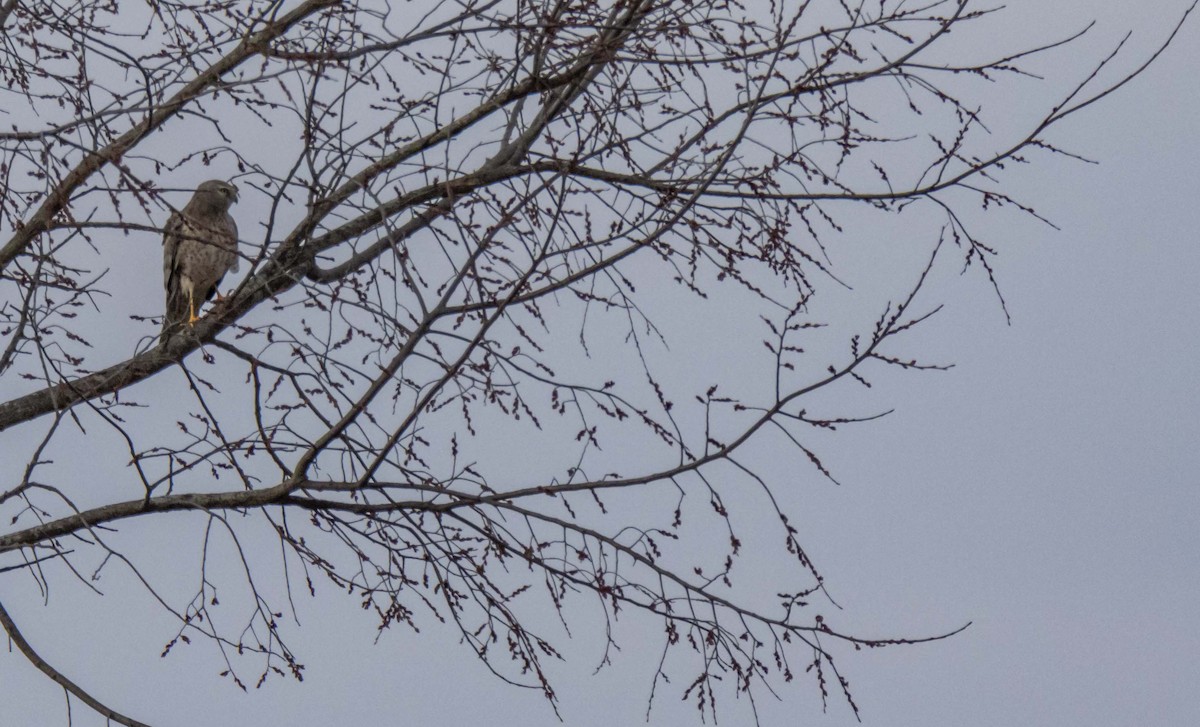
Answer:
2;1;1198;725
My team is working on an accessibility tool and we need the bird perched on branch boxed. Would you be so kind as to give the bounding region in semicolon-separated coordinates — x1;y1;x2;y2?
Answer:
161;179;240;342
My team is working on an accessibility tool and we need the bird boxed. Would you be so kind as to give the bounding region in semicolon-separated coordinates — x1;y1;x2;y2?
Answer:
161;179;240;342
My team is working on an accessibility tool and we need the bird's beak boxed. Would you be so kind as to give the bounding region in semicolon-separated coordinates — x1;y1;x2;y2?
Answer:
231;185;240;204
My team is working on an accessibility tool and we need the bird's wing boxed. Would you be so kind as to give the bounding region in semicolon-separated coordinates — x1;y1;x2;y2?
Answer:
161;211;190;338
163;210;184;291
225;212;239;273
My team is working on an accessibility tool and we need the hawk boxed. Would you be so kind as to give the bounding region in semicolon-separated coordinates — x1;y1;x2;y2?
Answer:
161;179;240;342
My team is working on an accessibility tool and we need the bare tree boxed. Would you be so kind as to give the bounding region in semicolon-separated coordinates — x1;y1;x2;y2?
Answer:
0;1;1192;724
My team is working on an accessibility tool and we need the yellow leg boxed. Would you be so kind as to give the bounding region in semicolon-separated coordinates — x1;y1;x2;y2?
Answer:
187;291;199;325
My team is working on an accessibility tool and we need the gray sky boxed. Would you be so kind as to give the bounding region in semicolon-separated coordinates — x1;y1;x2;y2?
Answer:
2;1;1197;725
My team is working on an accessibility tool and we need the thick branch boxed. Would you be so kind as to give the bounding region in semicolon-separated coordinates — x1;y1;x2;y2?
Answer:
0;0;19;29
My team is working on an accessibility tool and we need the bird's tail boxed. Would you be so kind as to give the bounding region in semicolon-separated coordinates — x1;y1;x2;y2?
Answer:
161;287;189;345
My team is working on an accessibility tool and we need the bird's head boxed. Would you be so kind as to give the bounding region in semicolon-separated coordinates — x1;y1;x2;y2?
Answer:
195;179;240;210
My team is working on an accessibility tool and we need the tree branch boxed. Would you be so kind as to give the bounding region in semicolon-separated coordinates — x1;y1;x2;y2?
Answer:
0;599;153;727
